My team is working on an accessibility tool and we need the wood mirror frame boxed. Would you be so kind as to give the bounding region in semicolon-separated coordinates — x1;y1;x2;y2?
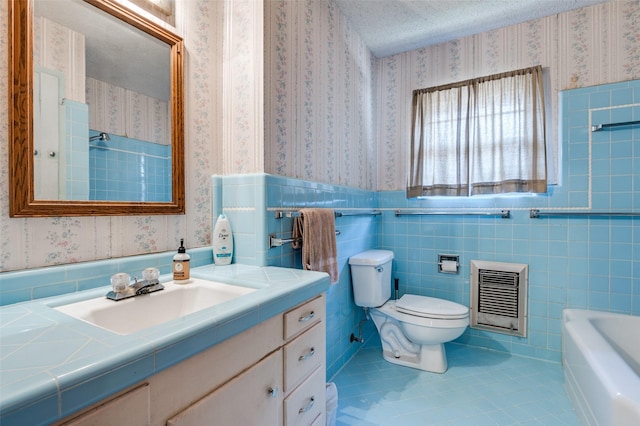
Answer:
8;0;184;217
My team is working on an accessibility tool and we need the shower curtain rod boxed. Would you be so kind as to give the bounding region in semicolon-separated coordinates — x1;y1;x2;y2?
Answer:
395;210;511;218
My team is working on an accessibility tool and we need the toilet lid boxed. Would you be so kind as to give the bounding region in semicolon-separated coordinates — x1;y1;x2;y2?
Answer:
396;294;469;319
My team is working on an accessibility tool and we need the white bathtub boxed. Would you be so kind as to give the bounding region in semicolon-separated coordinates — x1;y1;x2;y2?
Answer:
563;309;640;426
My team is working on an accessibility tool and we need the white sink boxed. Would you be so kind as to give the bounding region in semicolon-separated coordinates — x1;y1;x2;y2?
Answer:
54;278;256;335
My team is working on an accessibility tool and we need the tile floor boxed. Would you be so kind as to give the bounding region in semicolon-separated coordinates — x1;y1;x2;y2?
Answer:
331;343;579;426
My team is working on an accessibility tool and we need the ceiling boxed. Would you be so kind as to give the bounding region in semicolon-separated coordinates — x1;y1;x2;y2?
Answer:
35;0;170;101
35;0;611;99
333;0;610;58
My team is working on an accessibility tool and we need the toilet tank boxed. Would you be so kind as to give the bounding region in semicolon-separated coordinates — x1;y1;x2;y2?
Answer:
348;250;394;307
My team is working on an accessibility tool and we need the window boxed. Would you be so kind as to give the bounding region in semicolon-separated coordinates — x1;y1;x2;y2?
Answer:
407;66;547;197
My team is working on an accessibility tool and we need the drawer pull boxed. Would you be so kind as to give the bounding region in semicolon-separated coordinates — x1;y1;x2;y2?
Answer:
298;311;315;323
268;386;279;398
298;347;316;362
298;396;315;414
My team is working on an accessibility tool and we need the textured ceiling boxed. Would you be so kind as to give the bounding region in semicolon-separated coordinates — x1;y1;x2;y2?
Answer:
333;0;610;58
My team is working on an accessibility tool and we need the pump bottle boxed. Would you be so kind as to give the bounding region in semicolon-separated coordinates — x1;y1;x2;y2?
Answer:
173;239;191;283
213;214;233;265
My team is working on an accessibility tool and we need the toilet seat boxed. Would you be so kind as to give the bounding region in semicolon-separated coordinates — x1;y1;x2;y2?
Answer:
395;294;469;320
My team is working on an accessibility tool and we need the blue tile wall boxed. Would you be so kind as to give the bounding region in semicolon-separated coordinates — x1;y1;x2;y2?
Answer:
213;80;640;367
212;174;379;379
212;173;268;265
65;100;90;200
89;131;171;202
378;79;640;362
263;175;379;379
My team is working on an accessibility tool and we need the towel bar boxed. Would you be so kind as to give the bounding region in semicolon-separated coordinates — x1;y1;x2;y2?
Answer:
530;209;640;218
591;120;640;132
395;210;511;219
274;210;380;219
269;230;341;248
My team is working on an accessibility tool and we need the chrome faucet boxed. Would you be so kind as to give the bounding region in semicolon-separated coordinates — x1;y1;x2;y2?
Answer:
106;268;164;301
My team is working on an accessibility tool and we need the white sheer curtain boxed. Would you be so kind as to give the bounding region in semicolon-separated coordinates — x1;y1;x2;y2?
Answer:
408;66;547;197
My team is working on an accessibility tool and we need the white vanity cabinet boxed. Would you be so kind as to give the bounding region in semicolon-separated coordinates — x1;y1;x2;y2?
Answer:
163;293;326;425
56;293;326;426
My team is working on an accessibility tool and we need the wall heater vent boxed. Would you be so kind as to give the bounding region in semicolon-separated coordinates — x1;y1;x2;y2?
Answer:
470;260;528;337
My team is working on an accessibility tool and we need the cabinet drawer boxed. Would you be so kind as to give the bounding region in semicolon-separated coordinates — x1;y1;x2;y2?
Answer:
284;367;325;426
284;322;325;393
59;383;150;426
283;294;325;340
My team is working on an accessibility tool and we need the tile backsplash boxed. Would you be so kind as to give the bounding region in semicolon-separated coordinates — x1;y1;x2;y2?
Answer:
0;247;212;306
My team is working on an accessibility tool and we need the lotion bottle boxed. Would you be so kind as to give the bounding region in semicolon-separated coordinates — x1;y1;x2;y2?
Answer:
173;238;191;283
213;214;233;265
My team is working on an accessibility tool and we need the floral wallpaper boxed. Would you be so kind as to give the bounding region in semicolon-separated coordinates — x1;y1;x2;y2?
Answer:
264;0;376;190
1;1;11;270
376;0;640;191
0;0;222;272
86;77;170;145
33;16;86;103
222;0;264;175
264;1;640;192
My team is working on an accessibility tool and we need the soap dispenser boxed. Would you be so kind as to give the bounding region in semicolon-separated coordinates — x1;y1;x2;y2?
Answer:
173;239;191;283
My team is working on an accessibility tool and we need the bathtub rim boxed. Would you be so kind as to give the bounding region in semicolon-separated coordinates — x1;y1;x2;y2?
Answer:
562;308;640;426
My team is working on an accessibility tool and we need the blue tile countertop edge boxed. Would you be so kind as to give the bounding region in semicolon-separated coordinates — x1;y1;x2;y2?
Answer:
0;264;330;425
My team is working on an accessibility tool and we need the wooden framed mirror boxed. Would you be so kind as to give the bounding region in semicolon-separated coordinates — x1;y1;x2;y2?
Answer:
8;0;184;217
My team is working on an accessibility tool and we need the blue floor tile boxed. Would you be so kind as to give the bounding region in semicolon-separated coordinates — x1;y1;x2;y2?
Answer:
331;343;579;426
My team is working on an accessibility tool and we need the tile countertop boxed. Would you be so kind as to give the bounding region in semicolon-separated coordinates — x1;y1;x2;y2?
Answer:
0;264;330;426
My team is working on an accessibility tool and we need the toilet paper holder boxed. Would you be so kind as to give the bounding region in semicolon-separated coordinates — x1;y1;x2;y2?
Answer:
438;254;459;274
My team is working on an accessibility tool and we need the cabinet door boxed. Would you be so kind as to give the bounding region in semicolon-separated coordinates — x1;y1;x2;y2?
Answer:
167;350;283;426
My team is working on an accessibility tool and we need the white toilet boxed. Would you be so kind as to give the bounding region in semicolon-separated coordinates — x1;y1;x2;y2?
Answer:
349;250;469;373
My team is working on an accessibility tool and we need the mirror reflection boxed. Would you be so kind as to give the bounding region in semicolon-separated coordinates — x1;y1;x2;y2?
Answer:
33;0;172;202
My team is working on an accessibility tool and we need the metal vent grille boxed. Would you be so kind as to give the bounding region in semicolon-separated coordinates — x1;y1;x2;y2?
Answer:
470;260;528;337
